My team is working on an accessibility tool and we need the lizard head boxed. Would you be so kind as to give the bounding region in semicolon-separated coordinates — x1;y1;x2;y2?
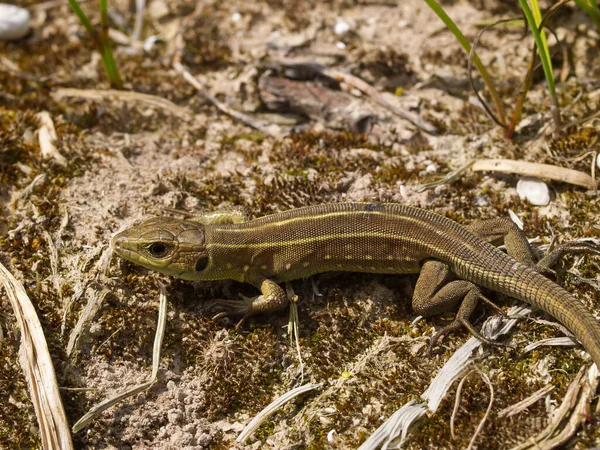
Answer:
111;217;209;280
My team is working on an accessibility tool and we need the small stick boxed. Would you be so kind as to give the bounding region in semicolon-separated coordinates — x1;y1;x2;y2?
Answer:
52;88;191;118
497;384;555;418
417;159;596;192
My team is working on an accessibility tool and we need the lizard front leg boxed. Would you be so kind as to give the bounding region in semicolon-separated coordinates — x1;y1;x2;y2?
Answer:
209;279;289;326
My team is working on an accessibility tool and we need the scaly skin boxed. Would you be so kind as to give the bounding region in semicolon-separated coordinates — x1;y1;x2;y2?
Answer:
111;202;600;366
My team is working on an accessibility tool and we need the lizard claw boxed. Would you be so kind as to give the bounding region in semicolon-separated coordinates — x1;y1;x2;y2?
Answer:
208;297;255;319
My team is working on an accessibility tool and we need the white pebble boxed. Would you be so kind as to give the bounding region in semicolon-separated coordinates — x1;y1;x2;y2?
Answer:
327;429;339;443
336;41;346;50
231;12;242;22
334;18;350;36
516;177;550;206
596;153;600;170
0;4;30;40
425;163;437;174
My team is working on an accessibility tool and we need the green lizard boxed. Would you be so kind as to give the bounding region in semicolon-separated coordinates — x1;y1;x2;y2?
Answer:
111;202;600;365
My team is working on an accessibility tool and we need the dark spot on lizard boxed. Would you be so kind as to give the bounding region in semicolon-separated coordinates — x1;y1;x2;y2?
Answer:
196;255;208;272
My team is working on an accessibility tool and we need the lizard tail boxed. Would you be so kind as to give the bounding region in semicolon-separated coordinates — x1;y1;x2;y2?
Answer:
503;265;600;368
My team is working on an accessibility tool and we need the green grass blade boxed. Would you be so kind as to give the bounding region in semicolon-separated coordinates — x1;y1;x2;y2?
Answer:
98;0;122;88
69;0;123;88
424;0;506;125
67;0;96;37
574;0;600;30
530;0;553;81
518;0;562;133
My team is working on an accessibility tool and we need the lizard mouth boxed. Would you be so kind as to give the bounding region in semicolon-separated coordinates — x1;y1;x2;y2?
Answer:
110;234;137;262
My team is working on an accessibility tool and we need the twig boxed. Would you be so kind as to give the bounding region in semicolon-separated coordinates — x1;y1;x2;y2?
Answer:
318;67;438;134
417;158;596;191
52;88;191;118
498;384;555;418
236;382;323;444
472;159;595;189
171;5;280;137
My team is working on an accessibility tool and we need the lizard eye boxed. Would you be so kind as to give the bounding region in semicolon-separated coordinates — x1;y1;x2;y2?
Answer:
148;242;170;258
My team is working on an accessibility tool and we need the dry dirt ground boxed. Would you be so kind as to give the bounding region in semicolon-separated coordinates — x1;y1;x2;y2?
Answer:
2;0;600;449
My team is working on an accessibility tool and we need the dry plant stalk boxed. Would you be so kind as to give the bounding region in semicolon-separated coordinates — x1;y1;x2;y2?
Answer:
511;364;599;450
72;282;168;433
36;111;67;166
52;88;191;118
417;158;596;192
471;159;596;189
0;261;73;449
497;384;555;418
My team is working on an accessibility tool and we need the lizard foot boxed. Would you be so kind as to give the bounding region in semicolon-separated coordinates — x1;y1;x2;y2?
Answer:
208;293;264;329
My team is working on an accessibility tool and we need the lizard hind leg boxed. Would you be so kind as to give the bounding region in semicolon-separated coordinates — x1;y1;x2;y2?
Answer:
468;218;600;275
413;261;512;354
537;240;600;270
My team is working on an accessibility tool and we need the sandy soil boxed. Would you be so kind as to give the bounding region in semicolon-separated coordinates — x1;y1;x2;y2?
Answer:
1;0;600;448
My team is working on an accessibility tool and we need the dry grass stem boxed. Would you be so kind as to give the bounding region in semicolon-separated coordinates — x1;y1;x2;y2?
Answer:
466;370;493;450
236;382;323;444
318;66;437;134
286;282;304;382
0;261;73;449
497;384;555;418
471;159;596;189
52;88;191;119
36;112;66;166
523;336;578;353
72;282;168;433
42;231;61;294
66;288;111;357
173;62;280;137
511;364;599;449
450;369;495;448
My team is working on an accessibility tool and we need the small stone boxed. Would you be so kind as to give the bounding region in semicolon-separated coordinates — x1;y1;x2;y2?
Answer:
516;177;550;206
231;12;242;22
148;0;169;20
0;4;30;40
596;153;600;170
334;18;350;36
425;163;437;174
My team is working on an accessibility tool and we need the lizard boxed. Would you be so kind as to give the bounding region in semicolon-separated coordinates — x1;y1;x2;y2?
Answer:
110;202;600;366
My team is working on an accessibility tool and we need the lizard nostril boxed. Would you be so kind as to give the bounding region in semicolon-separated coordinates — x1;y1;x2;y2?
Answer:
111;235;127;252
